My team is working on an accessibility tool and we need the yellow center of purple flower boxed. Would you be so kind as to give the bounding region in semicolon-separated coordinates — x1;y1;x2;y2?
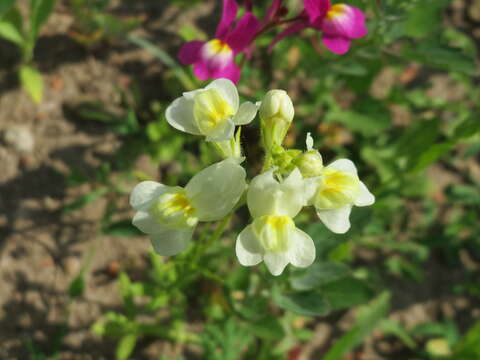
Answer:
205;39;233;56
326;4;347;20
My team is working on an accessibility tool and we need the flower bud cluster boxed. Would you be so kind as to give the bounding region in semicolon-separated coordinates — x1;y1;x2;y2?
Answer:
131;79;375;276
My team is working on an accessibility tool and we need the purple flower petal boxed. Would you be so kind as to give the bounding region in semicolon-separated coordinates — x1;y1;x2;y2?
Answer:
304;0;330;23
215;0;239;40
351;6;368;38
225;12;260;54
321;4;367;39
193;59;214;81
213;61;241;83
191;40;237;81
322;35;351;54
268;21;307;52
178;40;205;65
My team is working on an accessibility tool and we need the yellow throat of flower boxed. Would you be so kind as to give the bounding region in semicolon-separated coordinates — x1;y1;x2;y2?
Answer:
253;215;295;253
193;88;235;135
315;167;360;209
326;4;347;20
150;188;197;228
206;39;232;55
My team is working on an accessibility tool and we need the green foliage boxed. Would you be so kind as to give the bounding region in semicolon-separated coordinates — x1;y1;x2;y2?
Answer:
323;292;390;360
19;65;43;103
68;0;140;46
0;0;56;102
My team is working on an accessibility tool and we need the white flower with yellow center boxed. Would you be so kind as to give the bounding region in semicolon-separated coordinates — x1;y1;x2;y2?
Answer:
130;158;246;256
300;134;375;234
235;168;315;276
166;78;258;142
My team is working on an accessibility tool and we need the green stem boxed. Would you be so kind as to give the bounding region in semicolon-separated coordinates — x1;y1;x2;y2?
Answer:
207;213;232;248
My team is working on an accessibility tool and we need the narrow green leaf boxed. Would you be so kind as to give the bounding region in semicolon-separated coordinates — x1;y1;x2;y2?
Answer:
323;292;390;360
102;219;142;237
116;333;138;360
323;277;374;310
0;0;15;18
450;321;480;359
380;319;416;349
249;316;285;340
403;0;449;38
453;115;480;140
63;189;107;214
402;41;476;75
290;262;350;291
19;65;43;103
395;119;440;169
327;108;390;136
410;142;455;173
0;7;24;46
29;0;55;40
68;271;85;298
273;289;331;316
127;34;195;90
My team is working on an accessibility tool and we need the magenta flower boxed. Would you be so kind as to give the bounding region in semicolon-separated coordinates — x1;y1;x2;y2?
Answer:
178;0;260;83
306;0;368;54
272;0;367;55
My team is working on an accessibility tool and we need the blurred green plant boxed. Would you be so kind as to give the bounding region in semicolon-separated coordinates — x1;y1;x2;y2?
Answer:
67;0;141;46
0;0;55;102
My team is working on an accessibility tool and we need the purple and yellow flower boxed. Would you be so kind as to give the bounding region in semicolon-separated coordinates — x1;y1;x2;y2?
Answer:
271;0;367;55
178;0;260;83
306;0;368;54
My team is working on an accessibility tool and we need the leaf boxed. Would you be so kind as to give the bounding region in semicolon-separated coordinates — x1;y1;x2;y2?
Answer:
93;13;140;38
116;333;138;360
102;219;142;237
327;107;390;136
19;65;43;104
410;142;455;172
273;289;331;316
323;292;390;360
380;319;416;349
0;7;24;46
249;316;285;340
92;312;134;337
395;119;440;169
68;272;85;298
290;262;350;291
29;0;55;40
63;188;107;214
0;0;16;18
323;277;374;310
402;41;476;75
450;321;480;359
447;185;480;205
71;101;122;123
403;0;449;38
127;34;195;91
453;115;480;140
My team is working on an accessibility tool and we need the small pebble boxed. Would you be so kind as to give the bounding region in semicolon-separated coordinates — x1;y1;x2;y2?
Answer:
3;126;35;153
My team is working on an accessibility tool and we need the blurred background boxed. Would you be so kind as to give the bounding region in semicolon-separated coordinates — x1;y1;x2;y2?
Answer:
0;0;479;359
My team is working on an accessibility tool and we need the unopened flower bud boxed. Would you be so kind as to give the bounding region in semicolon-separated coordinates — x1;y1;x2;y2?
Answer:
294;150;323;178
259;90;294;151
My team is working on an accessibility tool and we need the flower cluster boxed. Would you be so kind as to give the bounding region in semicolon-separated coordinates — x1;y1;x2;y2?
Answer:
179;0;368;83
131;79;375;276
